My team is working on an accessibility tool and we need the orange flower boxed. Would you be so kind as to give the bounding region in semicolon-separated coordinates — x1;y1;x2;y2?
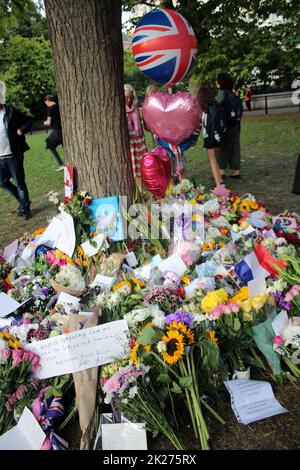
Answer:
33;227;46;236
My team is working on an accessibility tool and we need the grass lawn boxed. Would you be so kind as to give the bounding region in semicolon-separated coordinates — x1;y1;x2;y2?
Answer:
0;113;299;247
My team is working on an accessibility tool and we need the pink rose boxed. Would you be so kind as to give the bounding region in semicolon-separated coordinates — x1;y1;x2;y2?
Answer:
273;335;283;346
230;302;240;313
16;384;27;400
223;304;232;315
22;317;32;325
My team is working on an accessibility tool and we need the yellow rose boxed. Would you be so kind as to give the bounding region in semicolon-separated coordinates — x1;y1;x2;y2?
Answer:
239;299;252;313
251;294;268;311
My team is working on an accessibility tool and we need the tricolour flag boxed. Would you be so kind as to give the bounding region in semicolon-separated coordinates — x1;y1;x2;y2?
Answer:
235;243;285;285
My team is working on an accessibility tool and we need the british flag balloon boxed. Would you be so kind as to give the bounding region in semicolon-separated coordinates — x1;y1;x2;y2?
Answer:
132;9;197;86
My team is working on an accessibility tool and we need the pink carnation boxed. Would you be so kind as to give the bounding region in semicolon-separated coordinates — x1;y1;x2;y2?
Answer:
103;376;120;394
273;335;283;346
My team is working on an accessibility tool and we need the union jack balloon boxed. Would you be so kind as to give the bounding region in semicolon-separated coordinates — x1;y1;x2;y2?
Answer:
132;9;197;86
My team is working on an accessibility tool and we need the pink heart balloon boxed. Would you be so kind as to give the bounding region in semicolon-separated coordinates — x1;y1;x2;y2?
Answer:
141;147;171;199
142;91;201;145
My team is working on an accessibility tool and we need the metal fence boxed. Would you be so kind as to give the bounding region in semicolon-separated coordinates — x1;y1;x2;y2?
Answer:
250;91;300;114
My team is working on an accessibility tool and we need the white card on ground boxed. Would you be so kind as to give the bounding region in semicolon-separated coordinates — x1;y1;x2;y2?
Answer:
224;379;288;425
250;211;266;220
0;317;13;327
38;216;63;248
81;234;106;258
125;252;138;268
3;239;18;263
26;319;128;379
0;293;22;318
55;211;76;258
56;292;81;307
91;274;114;291
272;310;290;336
263;229;277;239
158;254;187;277
248;217;266;229
102;423;147;450
0;407;46;450
248;276;267;298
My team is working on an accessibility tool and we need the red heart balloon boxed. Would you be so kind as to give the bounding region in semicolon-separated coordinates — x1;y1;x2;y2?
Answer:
141;147;171;198
142;91;201;145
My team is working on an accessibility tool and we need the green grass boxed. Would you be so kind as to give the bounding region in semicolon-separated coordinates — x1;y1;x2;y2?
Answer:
0;114;300;247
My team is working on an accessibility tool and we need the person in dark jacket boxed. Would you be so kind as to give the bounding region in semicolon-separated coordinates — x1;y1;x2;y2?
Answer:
0;96;32;219
44;95;64;170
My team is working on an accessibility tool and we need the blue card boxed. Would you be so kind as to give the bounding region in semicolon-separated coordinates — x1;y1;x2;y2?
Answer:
89;196;125;242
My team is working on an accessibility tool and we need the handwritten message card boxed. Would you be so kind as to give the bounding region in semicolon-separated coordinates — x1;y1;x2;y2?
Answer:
26;319;128;379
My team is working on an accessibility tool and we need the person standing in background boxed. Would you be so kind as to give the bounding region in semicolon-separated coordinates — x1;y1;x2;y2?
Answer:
44;95;64;171
244;85;252;111
215;72;243;179
124;84;147;193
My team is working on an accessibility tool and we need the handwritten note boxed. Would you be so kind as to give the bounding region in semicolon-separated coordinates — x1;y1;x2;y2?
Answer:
0;407;46;450
81;234;106;258
91;274;114;292
158;254;187;277
56;292;81;307
224;379;288;425
26;319;129;379
102;423;147;450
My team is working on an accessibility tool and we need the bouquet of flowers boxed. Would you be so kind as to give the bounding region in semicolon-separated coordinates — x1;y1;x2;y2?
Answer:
52;264;86;295
0;346;40;434
101;362;183;450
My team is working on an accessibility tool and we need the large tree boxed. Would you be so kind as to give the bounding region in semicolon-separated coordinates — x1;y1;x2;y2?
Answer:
44;0;134;199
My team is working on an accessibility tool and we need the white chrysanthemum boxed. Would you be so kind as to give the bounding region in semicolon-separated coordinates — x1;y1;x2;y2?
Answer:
283;325;300;346
9;323;39;344
267;279;288;294
124;306;165;329
55;265;85;291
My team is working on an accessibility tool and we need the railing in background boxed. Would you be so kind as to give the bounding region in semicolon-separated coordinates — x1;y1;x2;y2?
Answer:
250;91;300;114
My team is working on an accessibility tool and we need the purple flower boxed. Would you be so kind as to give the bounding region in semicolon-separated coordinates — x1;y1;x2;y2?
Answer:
41;287;49;296
275;292;292;312
164;311;194;328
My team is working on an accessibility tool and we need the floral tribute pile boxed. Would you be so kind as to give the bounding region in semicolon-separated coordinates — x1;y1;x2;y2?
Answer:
0;182;300;450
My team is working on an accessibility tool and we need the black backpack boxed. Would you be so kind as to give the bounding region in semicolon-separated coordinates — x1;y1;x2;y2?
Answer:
206;102;227;142
224;91;243;126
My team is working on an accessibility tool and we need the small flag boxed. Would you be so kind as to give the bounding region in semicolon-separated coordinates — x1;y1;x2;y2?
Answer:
235;244;284;285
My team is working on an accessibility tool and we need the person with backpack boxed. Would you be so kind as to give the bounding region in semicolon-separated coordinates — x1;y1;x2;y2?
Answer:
215;72;243;179
198;84;225;187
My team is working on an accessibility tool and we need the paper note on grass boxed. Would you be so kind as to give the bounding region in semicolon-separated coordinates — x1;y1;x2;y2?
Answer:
81;234;106;258
102;423;147;450
0;407;46;450
55;211;76;258
0;293;30;318
224;379;288;425
26;319;128;379
3;239;18;263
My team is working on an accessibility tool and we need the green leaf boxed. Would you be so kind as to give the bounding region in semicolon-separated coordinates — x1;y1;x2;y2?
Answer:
179;376;193;388
233;318;241;331
157;373;172;384
170;381;182;394
137;326;164;346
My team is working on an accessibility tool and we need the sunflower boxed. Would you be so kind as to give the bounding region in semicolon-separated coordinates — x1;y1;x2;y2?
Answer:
167;322;195;345
162;330;185;365
207;330;218;344
130;341;142;365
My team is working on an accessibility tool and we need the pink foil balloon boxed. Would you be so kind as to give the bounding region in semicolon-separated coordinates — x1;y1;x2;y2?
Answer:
141;147;171;198
142;91;201;145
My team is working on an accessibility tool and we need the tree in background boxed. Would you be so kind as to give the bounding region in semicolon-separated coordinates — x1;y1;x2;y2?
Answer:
44;0;134;199
0;35;55;114
122;0;300;90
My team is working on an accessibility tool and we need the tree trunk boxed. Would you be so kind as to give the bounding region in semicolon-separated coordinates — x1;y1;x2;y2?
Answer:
44;0;134;200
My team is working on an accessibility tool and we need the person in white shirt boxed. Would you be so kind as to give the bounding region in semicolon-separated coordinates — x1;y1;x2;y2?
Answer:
0;94;32;219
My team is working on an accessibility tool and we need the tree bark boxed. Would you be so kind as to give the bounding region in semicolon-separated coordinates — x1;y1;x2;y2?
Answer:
44;0;134;200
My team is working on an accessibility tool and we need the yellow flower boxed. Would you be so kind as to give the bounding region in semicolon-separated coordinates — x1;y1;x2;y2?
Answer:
0;332;13;341
162;330;185;365
167;322;195;345
238;299;252;314
231;286;249;303
130;277;145;287
251;294;268;311
243;311;253;321
201;289;229;313
181;275;190;285
130;342;142;365
207;330;218;343
8;339;21;349
33;227;46;237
